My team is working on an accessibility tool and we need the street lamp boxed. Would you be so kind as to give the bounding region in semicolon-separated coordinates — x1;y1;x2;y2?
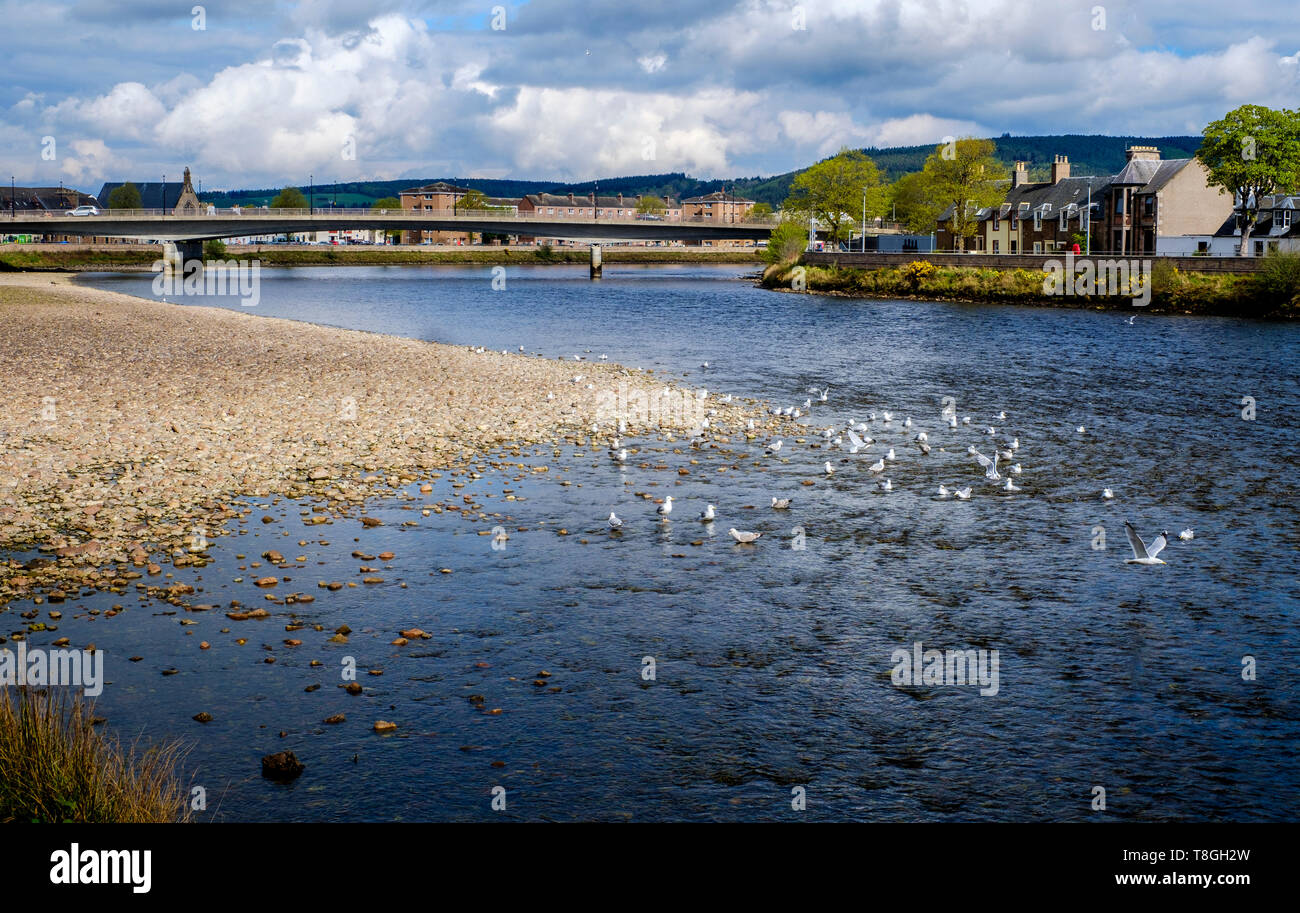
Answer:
309;175;313;215
162;175;166;215
10;175;14;220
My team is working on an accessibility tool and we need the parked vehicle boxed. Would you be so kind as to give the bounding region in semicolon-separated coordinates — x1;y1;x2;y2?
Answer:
68;205;100;216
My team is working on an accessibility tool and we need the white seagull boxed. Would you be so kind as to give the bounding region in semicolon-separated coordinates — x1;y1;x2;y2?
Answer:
656;497;674;521
1124;522;1169;565
771;497;792;510
972;448;1000;480
954;487;972;500
824;461;835;475
868;457;886;472
765;440;783;456
729;528;762;544
1004;478;1020;492
1178;529;1194;541
699;503;716;521
1102;488;1114;499
607;512;623;529
879;479;893;492
938;484;950;498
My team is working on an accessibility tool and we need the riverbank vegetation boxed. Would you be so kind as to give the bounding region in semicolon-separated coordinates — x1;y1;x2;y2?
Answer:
761;253;1300;317
0;688;191;823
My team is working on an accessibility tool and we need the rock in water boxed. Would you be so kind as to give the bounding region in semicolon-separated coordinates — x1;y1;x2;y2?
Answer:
261;750;305;781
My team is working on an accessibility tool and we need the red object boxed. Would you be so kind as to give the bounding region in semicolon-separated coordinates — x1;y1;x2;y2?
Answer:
1071;243;1081;254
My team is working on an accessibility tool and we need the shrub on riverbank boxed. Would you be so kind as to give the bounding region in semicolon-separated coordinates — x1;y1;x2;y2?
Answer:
0;688;191;823
762;259;1285;316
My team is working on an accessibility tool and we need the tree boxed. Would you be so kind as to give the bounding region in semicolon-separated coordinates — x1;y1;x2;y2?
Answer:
921;137;1006;251
888;171;944;234
783;148;886;245
107;182;142;210
270;187;308;209
1197;104;1300;256
456;189;489;212
749;202;774;219
371;196;400;211
762;218;809;265
636;195;666;215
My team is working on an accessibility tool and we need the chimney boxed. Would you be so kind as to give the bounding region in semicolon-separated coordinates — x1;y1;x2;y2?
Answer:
1125;145;1161;162
567;192;574;202
617;193;624;205
1010;161;1029;189
589;191;595;204
1051;155;1070;184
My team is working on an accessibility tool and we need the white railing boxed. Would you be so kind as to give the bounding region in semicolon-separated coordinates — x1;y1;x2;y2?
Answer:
5;206;780;227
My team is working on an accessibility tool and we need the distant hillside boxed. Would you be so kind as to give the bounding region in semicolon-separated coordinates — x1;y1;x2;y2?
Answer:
200;135;1204;210
734;134;1205;207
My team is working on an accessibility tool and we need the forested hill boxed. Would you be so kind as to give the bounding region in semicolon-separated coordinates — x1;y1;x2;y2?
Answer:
204;135;1203;209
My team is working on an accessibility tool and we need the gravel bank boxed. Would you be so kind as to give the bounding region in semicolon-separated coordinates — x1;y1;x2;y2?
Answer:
0;274;763;607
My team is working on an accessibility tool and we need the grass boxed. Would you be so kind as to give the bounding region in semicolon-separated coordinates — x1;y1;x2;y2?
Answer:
0;687;192;823
762;257;1296;318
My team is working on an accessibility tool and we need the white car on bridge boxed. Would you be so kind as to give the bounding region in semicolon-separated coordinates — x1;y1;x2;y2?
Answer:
68;205;100;216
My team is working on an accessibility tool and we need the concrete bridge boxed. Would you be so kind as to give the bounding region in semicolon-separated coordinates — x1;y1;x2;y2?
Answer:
3;207;779;276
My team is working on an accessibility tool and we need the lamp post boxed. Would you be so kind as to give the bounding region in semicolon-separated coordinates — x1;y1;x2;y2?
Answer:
861;188;867;253
10;175;14;220
162;175;166;216
309;175;313;215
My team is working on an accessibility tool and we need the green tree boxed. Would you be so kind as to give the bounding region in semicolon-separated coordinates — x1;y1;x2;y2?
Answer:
921;137;1006;251
636;195;667;215
203;239;227;260
107;182;142;210
783;148;886;244
888;171;944;234
749;202;774;220
762;217;809;265
270;187;308;209
456;189;489;212
371;196;400;211
1197;104;1300;256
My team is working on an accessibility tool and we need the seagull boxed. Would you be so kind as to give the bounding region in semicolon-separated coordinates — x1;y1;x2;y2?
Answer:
986;426;997;435
699;503;716;522
1076;425;1086;434
918;442;931;455
804;399;813;409
954;487;972;500
1124;522;1169;565
607;512;623;529
938;484;950;498
613;448;628;463
846;429;867;453
746;419;755;431
700;361;709;369
1010;463;1022;474
903;417;912;428
947;415;959;430
818;387;829;402
972;448;1000;480
1127;315;1136;325
771;497;792;510
879;478;893;491
765;440;783;455
1008;437;1020;450
998;449;1013;461
962;416;972;425
824;461;835;475
1178;529;1194;541
881;411;893;424
998;411;1007;420
868;457;885;472
914;432;928;443
1102;488;1114;499
656;497;673;521
885;448;896;461
729;528;762;543
1003;477;1020;492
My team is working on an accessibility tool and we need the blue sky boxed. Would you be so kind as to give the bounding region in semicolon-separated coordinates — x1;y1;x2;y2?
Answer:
2;0;1297;192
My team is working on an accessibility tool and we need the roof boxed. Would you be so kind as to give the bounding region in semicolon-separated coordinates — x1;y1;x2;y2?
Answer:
682;190;754;204
523;192;648;208
399;182;473;195
96;181;189;209
1111;157;1193;191
938;174;1110;223
3;186;101;210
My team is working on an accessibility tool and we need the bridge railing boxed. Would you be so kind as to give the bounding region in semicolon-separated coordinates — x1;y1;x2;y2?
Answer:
5;207;781;227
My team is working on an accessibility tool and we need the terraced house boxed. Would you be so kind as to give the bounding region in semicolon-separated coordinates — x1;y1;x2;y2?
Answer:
937;147;1233;255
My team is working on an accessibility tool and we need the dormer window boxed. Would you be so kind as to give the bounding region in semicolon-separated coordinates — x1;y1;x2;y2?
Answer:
1033;210;1042;231
1281;209;1293;229
1059;209;1068;230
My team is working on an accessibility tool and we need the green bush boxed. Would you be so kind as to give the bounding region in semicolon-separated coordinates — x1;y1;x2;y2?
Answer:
202;239;227;260
762;221;808;265
1251;250;1300;310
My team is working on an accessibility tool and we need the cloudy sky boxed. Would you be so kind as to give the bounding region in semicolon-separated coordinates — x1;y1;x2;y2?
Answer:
2;0;1297;192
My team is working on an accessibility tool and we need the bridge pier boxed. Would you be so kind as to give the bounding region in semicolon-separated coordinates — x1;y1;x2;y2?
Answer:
590;243;602;280
162;241;204;277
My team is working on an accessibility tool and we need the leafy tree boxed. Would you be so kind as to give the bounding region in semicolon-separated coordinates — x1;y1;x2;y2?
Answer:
107;182;142;210
783;148;886;244
270;187;308;209
370;197;400;210
762;218;809;265
921;137;1006;251
203;239;227;260
888;171;944;234
636;195;666;215
749;202;774;219
1197;104;1300;256
456;189;489;212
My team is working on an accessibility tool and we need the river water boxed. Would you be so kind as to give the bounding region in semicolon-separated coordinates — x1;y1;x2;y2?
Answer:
55;264;1300;821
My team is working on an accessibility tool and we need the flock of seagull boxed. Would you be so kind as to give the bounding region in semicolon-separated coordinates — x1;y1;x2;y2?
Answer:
597;382;1191;564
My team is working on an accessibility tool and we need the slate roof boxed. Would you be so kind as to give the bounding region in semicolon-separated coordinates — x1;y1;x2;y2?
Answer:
96;182;186;209
1111;157;1193;191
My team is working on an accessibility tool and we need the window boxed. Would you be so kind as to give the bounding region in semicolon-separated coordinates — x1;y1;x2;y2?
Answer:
1010;240;1018;253
992;215;1000;230
1033;211;1042;231
1033;241;1042;254
1143;196;1154;216
1280;209;1292;229
1081;209;1089;231
1010;214;1018;229
1060;210;1068;231
1115;194;1124;213
547;208;554;215
992;240;1000;253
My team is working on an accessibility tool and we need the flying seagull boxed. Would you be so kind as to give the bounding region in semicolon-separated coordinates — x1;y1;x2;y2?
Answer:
1124;522;1169;565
